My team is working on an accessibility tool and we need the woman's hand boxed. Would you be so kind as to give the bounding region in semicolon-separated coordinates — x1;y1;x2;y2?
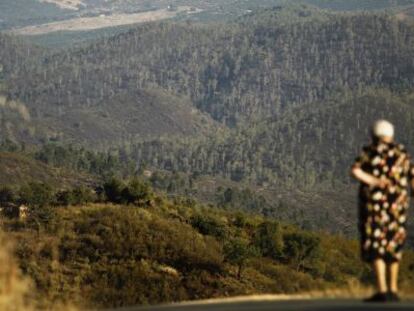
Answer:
351;166;389;188
376;176;390;189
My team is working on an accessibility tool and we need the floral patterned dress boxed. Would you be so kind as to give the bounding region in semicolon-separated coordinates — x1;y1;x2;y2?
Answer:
353;141;413;263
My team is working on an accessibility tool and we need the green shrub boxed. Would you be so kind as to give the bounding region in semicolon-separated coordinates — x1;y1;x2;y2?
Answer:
56;190;75;206
18;182;54;208
224;238;258;279
103;178;125;204
254;221;284;260
0;186;16;205
72;186;95;204
121;179;152;206
191;214;227;239
283;231;321;272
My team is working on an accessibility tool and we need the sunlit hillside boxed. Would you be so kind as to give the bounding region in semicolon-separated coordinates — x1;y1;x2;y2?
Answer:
1;178;413;309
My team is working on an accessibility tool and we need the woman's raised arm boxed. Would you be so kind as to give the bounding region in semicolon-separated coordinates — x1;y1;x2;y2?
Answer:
351;166;388;188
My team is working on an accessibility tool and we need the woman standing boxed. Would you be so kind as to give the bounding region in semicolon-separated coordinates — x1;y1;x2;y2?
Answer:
351;120;413;302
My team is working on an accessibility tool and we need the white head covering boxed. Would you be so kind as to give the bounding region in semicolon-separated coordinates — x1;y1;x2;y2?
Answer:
372;120;394;139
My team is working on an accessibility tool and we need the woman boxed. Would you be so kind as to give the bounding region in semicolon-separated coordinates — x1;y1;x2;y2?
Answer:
351;120;413;302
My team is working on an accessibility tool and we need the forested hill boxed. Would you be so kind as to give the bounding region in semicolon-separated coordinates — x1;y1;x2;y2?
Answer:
6;7;414;132
2;6;414;235
0;34;41;80
117;89;414;235
0;34;219;145
127;89;414;188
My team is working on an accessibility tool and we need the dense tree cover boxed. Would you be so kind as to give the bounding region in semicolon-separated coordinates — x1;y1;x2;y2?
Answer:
1;5;414;286
34;143;125;177
6;88;413;237
125;90;414;187
3;8;414;185
17;88;413;236
2;7;413;144
30;89;413;201
0;35;41;79
3;10;414;229
4;181;414;309
0;177;152;209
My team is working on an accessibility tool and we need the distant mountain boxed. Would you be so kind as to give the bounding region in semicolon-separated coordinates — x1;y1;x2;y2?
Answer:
3;0;414;30
306;0;414;11
6;7;414;132
4;0;414;48
0;0;74;30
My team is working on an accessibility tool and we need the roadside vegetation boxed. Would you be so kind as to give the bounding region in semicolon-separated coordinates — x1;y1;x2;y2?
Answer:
1;179;414;309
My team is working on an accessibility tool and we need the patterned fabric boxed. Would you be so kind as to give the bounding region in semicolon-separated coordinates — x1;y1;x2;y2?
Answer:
353;141;413;263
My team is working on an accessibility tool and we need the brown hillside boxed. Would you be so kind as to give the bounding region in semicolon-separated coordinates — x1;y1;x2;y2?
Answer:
0;152;94;187
37;88;219;146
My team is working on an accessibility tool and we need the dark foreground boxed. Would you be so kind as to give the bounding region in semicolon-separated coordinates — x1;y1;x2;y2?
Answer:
107;299;414;311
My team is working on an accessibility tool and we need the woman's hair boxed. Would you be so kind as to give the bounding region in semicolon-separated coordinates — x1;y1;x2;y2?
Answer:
372;120;394;140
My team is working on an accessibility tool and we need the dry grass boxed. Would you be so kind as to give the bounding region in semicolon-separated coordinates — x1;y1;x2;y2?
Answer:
11;6;201;36
0;230;77;311
0;231;33;311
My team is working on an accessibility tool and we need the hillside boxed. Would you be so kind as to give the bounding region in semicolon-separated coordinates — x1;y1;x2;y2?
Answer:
10;8;411;178
8;8;414;127
306;0;414;11
26;89;219;146
0;35;219;146
4;0;414;49
2;7;414;234
0;34;41;79
3;180;414;309
117;89;414;231
0;151;94;186
0;0;72;30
